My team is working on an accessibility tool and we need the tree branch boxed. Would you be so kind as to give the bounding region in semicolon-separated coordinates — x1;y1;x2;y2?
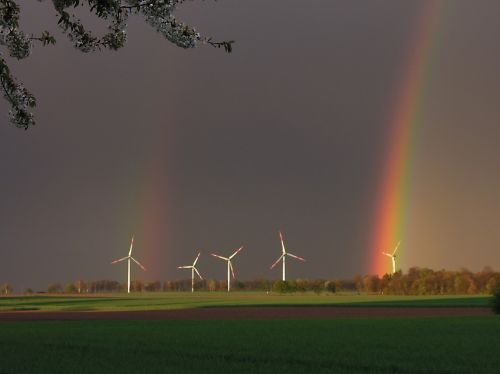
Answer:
0;0;233;129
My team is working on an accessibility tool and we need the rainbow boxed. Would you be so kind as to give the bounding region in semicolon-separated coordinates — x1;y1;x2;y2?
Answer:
370;0;445;275
137;160;171;280
123;120;176;282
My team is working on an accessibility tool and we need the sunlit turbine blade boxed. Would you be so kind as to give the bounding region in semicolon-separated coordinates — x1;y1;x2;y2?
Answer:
229;246;244;259
279;230;286;254
177;265;192;269
211;253;229;261
131;257;146;271
392;241;401;255
382;252;392;258
270;254;284;269
111;256;129;264
287;252;306;262
229;261;235;279
193;252;201;266
193;267;203;280
128;235;134;256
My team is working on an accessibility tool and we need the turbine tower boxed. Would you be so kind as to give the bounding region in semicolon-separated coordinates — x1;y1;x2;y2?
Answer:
382;241;401;275
211;246;244;292
111;235;146;293
270;231;306;281
177;252;203;293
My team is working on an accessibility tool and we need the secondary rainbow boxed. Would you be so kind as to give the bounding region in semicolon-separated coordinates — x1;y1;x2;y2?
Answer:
370;0;445;275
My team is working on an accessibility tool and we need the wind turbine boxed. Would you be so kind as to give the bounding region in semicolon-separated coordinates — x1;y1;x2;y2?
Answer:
211;246;244;292
382;241;401;275
270;231;306;281
177;252;203;293
111;235;146;293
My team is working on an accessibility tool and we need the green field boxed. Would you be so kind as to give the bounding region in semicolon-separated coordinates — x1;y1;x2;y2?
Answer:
1;294;496;373
0;293;492;312
0;317;499;373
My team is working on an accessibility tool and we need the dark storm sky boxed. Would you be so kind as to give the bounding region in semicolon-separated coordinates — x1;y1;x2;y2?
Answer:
1;0;500;290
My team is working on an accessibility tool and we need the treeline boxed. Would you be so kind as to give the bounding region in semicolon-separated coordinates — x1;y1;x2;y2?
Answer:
354;267;500;295
2;267;499;295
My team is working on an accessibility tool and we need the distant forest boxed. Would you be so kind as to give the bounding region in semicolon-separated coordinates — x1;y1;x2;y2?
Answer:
2;267;499;295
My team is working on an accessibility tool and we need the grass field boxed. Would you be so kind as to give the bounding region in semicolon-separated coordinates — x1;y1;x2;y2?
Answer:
0;294;497;373
0;317;499;373
0;293;492;312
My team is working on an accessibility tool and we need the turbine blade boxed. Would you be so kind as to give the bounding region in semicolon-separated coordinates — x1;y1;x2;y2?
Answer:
229;246;244;259
111;256;128;264
131;257;146;271
392;241;401;255
229;261;236;279
193;252;201;266
287;253;306;262
128;235;134;256
193;267;203;280
270;255;284;269
382;252;392;258
177;266;192;269
279;230;286;254
211;253;228;261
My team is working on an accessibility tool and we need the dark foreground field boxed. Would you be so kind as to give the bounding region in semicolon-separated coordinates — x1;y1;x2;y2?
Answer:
1;317;499;373
0;295;497;373
0;306;492;320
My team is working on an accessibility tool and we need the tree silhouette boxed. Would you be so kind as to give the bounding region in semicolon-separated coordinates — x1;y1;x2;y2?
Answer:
0;0;233;129
492;285;500;314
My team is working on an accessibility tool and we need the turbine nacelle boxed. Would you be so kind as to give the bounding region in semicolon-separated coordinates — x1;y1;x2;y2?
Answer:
111;255;147;270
